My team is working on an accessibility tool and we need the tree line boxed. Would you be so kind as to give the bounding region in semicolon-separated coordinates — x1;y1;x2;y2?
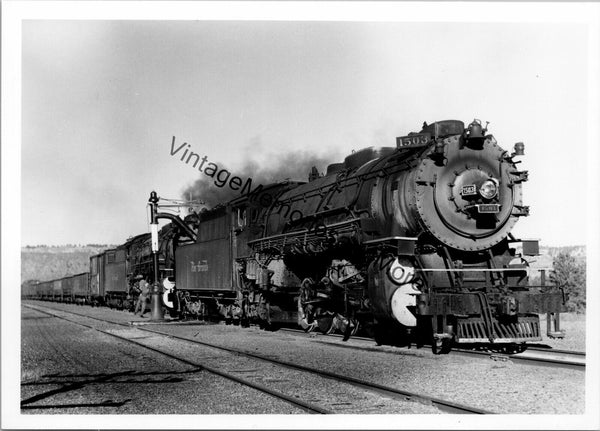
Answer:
550;252;586;313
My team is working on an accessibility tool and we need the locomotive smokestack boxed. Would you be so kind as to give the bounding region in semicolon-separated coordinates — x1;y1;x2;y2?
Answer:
308;166;321;182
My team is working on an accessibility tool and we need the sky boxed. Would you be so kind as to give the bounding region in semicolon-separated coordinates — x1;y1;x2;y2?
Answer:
13;7;600;249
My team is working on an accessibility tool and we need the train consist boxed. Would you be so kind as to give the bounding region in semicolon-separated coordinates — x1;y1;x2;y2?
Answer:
23;119;565;353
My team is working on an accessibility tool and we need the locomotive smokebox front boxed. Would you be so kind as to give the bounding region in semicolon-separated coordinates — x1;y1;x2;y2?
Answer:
382;120;528;251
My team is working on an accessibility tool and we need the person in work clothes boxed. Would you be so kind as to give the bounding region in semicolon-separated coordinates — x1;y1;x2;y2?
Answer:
134;276;150;317
128;276;141;312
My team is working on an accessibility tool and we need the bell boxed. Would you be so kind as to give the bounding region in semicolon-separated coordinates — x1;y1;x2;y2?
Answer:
468;120;484;139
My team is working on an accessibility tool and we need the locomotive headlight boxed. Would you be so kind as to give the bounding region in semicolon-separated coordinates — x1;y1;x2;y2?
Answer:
479;178;499;199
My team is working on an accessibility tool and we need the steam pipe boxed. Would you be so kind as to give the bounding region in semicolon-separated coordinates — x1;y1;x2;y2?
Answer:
154;212;197;242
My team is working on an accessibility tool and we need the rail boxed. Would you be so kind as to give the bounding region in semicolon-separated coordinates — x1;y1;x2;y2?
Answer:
25;302;491;414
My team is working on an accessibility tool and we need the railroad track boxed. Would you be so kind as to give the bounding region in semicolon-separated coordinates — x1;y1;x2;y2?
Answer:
23;303;491;414
527;346;585;356
451;347;585;371
25;305;330;414
278;328;586;371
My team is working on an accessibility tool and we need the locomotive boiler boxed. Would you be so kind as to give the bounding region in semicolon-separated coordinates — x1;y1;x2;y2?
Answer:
172;119;562;353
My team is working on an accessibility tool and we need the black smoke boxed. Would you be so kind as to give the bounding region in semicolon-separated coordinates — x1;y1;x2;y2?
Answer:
180;143;342;209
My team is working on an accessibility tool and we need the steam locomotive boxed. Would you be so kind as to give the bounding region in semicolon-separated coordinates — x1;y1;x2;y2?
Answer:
23;119;565;353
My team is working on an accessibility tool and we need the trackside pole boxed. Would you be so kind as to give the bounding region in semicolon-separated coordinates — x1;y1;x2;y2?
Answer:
149;191;164;321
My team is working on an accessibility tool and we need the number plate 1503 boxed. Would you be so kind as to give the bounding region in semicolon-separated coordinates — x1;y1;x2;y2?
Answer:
396;132;432;149
477;204;500;214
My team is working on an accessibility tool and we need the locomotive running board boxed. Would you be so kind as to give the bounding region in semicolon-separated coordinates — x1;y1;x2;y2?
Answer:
248;218;361;252
364;236;418;256
455;315;542;343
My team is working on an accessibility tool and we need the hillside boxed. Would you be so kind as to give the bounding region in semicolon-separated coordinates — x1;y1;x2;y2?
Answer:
21;245;117;283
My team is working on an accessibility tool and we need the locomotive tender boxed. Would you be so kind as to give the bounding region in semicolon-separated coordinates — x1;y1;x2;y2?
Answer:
24;119;564;353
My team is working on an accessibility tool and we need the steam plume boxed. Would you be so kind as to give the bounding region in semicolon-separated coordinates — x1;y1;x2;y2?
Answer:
181;143;342;208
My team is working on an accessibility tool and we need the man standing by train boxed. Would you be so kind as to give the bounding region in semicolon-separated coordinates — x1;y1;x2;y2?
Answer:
134;275;150;317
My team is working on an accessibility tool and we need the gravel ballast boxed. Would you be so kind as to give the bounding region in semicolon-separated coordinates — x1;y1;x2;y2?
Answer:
21;305;304;414
23;301;586;415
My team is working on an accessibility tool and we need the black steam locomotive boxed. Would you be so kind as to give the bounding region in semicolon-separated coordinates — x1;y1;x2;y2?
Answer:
24;119;565;353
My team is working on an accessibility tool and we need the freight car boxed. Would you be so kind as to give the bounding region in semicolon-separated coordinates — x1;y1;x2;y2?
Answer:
25;279;59;301
60;273;89;304
24;224;182;309
39;280;53;301
92;223;183;310
52;279;63;302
